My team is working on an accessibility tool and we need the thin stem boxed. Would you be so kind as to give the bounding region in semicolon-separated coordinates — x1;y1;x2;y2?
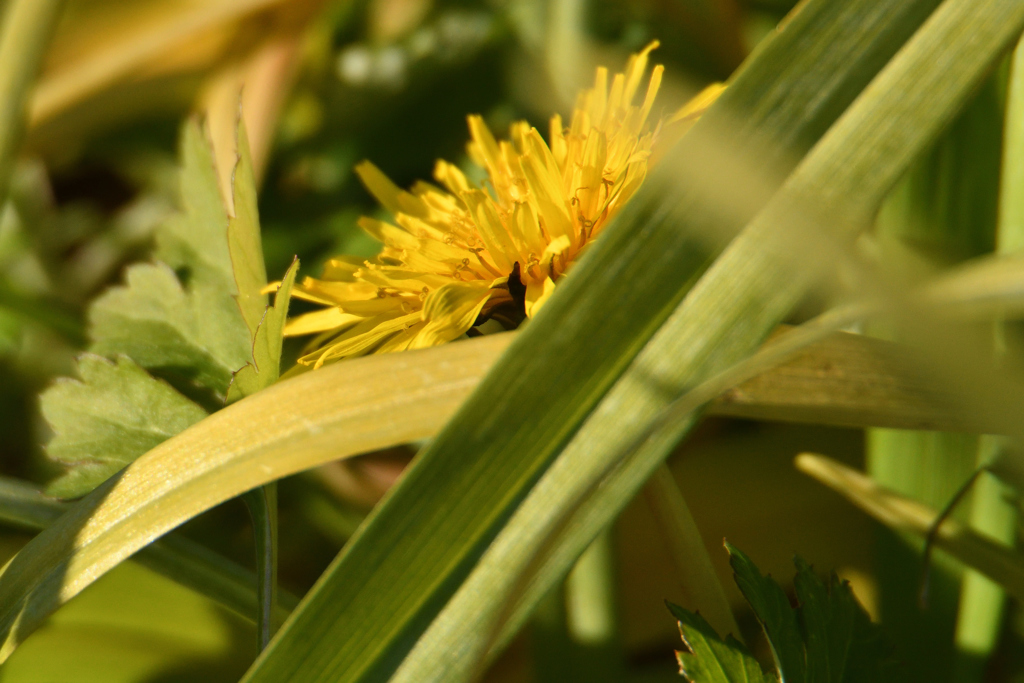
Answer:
244;483;280;651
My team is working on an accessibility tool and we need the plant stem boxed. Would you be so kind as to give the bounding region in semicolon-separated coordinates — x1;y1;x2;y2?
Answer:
243;483;279;651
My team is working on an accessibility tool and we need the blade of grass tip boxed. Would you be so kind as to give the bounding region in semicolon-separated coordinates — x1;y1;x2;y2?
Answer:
243;483;279;651
246;0;955;678
644;464;741;641
795;453;1024;603
451;0;1024;677
0;0;66;204
0;475;297;624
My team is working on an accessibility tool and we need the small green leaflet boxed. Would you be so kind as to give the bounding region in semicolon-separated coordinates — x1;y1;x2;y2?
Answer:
225;116;297;404
227;259;298;404
43;116;295;498
227;119;270;340
42;355;208;498
670;544;895;683
668;604;774;683
90;121;252;398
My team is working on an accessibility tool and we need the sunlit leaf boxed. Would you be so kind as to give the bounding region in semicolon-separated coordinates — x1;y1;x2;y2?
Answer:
89;120;250;397
227;118;269;338
228;259;297;403
670;546;894;683
41;354;207;498
668;604;773;683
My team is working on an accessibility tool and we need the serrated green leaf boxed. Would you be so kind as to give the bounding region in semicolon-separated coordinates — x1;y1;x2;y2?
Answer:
725;545;895;683
792;558;895;683
727;543;806;683
89;262;252;396
667;603;774;683
41;354;207;498
227;258;298;404
89;119;252;397
155;120;237;292
227;118;269;338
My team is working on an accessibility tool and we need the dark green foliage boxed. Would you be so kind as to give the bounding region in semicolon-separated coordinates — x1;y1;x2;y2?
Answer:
669;545;896;683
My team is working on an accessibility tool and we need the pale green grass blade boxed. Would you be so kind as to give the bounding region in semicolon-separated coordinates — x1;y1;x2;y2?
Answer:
796;454;1024;603
0;0;65;204
705;326;986;432
245;0;955;679
0;332;513;662
921;255;1024;318
389;2;1024;681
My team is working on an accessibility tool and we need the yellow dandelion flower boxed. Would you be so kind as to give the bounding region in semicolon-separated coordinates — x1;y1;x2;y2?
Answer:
286;41;723;368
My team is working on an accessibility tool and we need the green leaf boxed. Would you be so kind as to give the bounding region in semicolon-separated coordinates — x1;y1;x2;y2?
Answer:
41;354;207;498
89;119;251;397
792;557;894;683
227;118;270;338
88;262;251;397
670;548;893;683
155;119;238;294
227;258;298;403
727;544;806;683
53;115;284;496
667;604;773;683
726;545;895;683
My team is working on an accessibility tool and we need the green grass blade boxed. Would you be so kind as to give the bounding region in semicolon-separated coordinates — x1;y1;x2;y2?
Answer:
644;465;741;641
